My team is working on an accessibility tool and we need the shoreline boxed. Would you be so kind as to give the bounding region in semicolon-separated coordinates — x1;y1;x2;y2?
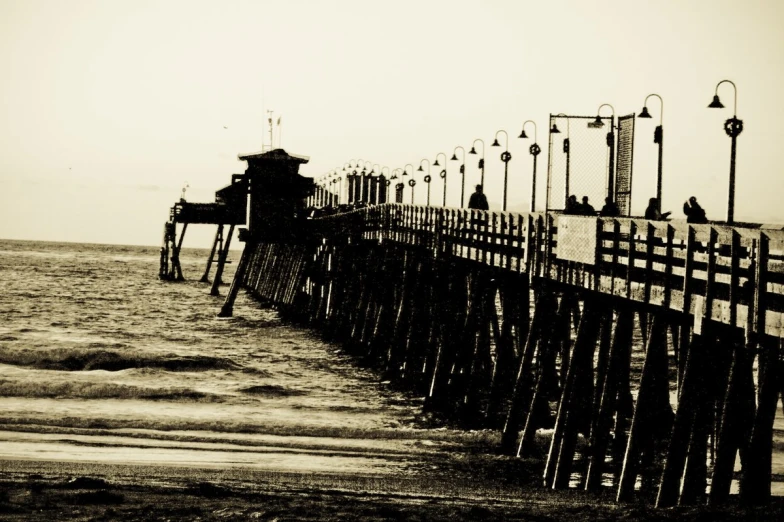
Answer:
2;458;784;521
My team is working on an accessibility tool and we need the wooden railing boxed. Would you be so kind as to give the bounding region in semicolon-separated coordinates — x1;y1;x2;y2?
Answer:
313;203;784;338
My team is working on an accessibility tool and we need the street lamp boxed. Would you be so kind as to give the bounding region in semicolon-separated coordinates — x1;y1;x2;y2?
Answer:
491;130;512;211
550;113;571;207
590;104;616;202
361;161;374;204
638;94;664;213
451;146;467;207
376;167;389;205
519;120;540;212
468;138;486;187
708;79;742;224
433;152;448;206
404;164;414;205
417;159;432;206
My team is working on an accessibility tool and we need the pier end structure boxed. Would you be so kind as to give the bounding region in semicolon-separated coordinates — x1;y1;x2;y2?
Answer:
160;174;247;282
219;149;314;315
238;148;313;242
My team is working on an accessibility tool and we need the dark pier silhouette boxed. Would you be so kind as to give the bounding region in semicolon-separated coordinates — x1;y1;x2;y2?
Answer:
159;109;783;509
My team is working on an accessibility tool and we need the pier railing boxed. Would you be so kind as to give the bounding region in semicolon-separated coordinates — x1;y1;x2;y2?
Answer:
314;203;784;339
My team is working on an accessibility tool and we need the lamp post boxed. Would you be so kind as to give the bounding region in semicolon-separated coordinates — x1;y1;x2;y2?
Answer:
638;94;664;213
404;164;414;205
433;153;448;206
519;120;540;212
491;130;512;211
590;104;616;201
468;138;486;187
361;161;373;204
550;114;571;206
708;80;742;224
417;159;432;206
451;146;467;207
393;168;404;203
379;166;389;205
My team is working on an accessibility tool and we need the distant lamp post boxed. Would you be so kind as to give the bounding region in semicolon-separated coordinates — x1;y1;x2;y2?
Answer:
708;79;742;224
433;153;448;206
550;113;571;206
468;138;486;187
638;94;664;213
519;120;540;212
451;146;467;207
491;130;512;211
590;104;616;202
379;166;390;205
417;159;432;206
404;164;414;204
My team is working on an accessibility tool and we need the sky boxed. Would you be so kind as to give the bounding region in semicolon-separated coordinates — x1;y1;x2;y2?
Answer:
1;0;783;248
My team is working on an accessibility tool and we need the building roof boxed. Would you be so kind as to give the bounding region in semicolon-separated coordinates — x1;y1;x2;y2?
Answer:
237;148;310;164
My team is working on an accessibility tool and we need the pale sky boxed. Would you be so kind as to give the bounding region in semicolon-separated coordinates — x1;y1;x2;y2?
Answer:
1;0;783;248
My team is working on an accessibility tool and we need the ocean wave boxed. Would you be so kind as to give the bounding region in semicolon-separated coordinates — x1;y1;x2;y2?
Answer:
0;348;244;373
238;385;306;397
0;417;498;447
0;379;221;402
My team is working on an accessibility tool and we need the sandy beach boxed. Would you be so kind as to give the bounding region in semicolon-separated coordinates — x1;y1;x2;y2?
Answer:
3;457;783;521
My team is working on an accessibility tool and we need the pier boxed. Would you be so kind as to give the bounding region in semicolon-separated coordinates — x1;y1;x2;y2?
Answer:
162;122;783;508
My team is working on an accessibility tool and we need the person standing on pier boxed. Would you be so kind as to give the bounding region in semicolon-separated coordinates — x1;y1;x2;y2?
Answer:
564;195;579;214
683;196;708;223
468;184;489;210
580;196;596;216
600;197;620;217
645;197;671;220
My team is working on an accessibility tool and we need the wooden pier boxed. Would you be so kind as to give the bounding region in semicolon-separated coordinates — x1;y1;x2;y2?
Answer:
227;202;784;507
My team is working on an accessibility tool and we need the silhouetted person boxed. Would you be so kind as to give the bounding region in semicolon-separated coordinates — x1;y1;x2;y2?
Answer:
600;197;620;217
564;195;579;214
645;197;671;220
683;196;707;223
468;184;489;210
580;196;596;216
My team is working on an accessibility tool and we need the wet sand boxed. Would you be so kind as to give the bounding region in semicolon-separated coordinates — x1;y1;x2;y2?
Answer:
2;457;784;521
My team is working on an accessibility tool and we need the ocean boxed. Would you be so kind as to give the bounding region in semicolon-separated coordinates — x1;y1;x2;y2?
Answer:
0;239;493;484
0;239;781;498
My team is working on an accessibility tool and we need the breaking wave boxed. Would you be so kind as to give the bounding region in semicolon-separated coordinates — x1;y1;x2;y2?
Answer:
0;379;221;402
0;348;244;373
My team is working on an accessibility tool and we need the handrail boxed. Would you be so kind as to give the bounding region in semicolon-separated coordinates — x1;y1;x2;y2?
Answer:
310;203;784;337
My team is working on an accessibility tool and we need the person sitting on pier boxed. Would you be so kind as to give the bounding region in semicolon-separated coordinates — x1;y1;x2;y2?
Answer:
564;195;579;214
579;196;596;216
599;197;620;217
468;184;489;210
683;196;707;223
644;197;671;220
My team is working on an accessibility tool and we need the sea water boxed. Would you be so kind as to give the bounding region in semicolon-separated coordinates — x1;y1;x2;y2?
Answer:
0;239;477;479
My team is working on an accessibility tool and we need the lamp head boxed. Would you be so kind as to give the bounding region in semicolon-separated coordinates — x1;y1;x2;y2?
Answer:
433;158;440;166
450;153;458;161
638;106;652;118
469;147;477;155
491;138;500;147
550;123;561;134
592;115;604;127
708;94;724;109
518;129;528;139
417;165;423;172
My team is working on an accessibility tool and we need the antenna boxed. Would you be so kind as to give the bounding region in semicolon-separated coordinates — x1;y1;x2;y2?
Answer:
266;110;274;152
